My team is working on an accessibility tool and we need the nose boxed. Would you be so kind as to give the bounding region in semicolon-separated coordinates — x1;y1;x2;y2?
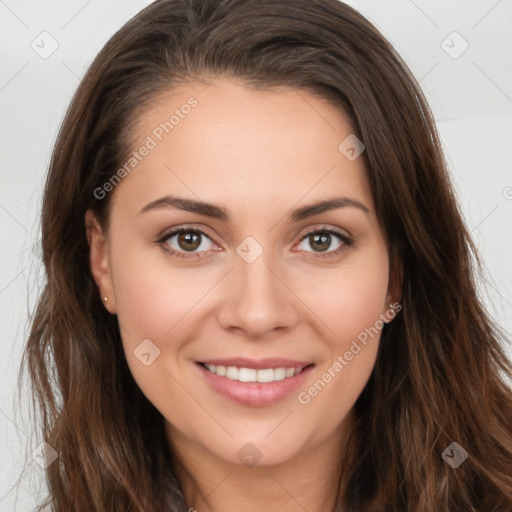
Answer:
216;249;300;339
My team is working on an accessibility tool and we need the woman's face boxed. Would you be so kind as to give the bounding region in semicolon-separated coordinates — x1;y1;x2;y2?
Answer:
87;77;399;467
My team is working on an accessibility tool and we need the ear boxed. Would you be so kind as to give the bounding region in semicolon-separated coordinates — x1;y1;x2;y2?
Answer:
384;249;403;322
85;209;117;314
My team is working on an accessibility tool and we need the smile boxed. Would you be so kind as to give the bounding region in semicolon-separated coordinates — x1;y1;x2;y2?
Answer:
195;359;315;406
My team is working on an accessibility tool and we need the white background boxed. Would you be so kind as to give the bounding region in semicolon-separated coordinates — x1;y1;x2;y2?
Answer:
1;0;511;509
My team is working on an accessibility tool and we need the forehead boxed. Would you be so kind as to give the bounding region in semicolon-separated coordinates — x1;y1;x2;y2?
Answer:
111;77;374;222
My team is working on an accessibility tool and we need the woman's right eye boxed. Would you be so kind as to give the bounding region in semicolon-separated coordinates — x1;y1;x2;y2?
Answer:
157;228;218;260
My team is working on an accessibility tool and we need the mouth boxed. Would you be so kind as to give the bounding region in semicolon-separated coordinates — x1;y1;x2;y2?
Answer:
195;359;315;406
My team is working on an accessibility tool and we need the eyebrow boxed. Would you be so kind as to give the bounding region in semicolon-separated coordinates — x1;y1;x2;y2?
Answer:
139;194;370;222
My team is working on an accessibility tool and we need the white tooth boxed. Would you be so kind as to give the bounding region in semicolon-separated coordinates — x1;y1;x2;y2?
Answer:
225;366;239;380
238;368;257;382
210;365;300;382
256;368;275;383
273;368;286;381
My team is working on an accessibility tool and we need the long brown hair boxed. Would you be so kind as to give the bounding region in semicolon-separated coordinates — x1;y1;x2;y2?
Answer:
20;0;512;510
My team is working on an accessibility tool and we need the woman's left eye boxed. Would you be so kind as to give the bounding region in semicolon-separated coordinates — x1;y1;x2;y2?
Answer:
296;227;353;258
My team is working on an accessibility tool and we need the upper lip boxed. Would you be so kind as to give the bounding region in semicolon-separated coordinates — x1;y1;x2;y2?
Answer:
197;358;314;370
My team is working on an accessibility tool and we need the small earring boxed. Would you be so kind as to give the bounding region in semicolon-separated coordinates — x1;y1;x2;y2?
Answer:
103;297;108;302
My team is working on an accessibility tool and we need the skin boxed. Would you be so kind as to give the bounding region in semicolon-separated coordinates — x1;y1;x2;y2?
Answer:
86;77;401;511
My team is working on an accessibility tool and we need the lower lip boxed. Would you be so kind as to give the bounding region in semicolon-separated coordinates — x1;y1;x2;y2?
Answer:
196;363;314;407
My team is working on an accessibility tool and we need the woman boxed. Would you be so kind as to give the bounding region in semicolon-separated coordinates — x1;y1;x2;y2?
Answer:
21;0;512;510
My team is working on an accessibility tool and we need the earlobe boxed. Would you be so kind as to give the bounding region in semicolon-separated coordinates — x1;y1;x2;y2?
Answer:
85;210;117;314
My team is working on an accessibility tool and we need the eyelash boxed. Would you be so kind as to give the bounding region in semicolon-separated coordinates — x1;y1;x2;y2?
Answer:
155;225;353;261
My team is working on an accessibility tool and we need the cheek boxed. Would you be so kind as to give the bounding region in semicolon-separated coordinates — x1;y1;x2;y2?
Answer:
109;242;227;410
294;304;385;440
295;246;390;348
296;341;379;441
109;245;205;426
291;247;388;426
110;243;216;344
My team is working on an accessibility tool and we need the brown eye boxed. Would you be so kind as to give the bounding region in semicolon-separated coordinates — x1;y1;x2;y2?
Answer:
298;230;344;253
177;231;202;251
308;233;332;252
295;227;353;259
161;228;215;255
